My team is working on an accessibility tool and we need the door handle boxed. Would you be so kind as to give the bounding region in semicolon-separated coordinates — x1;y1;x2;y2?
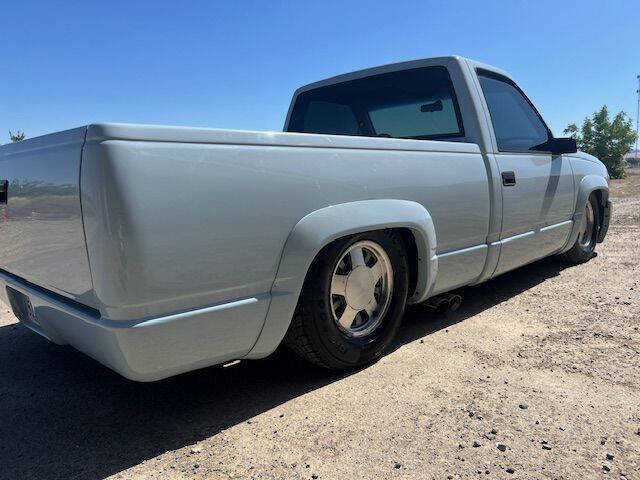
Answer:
501;171;516;186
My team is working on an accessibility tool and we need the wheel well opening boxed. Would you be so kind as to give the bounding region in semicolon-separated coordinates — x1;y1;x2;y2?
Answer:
396;228;419;299
593;189;602;205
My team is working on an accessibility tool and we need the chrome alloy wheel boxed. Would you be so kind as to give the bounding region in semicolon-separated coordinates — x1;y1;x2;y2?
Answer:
578;200;595;249
329;240;394;338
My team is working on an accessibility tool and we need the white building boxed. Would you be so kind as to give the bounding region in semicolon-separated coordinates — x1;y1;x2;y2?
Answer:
624;151;640;165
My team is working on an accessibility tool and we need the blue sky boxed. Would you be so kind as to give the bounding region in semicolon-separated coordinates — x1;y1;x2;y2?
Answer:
1;0;639;140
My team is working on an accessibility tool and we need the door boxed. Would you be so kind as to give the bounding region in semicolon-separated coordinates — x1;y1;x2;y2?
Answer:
477;71;574;276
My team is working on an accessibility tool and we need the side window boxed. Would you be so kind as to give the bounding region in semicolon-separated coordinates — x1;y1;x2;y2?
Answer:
302;101;359;136
478;72;549;152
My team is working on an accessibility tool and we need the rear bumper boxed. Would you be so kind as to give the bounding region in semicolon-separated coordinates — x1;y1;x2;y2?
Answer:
597;200;612;243
0;270;269;381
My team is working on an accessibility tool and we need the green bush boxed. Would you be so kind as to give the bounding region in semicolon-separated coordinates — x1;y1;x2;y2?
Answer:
564;106;637;179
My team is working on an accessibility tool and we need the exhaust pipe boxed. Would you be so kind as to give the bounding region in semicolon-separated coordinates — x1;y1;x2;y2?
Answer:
422;292;462;313
441;293;462;311
422;295;451;313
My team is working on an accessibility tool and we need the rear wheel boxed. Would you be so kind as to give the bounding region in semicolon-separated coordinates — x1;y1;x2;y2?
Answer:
284;230;409;370
561;193;600;264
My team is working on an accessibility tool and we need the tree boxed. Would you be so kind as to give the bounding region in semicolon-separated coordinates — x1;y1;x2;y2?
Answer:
564;106;637;179
9;130;25;142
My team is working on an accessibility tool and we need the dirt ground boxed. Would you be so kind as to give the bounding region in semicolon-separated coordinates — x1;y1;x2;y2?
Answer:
0;172;638;480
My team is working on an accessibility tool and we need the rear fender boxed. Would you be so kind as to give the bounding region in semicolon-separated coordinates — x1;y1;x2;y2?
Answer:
245;199;438;359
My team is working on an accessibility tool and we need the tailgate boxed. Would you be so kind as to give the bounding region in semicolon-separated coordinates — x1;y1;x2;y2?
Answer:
0;127;95;307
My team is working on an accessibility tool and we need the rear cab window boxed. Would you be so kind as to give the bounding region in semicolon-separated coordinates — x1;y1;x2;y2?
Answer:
287;66;465;141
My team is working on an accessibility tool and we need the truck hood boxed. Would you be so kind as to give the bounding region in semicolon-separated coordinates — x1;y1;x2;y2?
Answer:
573;151;600;164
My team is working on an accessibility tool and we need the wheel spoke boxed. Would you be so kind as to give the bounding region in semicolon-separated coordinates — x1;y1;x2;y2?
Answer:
350;247;366;268
331;274;348;296
364;299;378;318
369;261;384;283
338;305;360;329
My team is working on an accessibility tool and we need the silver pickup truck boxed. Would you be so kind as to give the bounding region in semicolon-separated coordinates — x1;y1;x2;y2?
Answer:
0;56;611;381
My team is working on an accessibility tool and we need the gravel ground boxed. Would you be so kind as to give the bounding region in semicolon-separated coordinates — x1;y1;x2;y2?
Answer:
0;172;638;480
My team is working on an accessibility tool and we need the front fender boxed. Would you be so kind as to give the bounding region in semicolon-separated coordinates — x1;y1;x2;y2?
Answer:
560;174;609;253
577;174;609;212
245;199;438;359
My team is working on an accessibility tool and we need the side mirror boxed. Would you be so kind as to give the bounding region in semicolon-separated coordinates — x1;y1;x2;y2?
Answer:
550;137;577;155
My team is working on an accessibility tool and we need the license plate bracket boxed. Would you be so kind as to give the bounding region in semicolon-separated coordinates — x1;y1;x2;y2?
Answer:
6;286;39;326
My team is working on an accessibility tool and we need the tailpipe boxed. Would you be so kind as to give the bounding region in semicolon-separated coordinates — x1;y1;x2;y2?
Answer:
441;293;462;311
422;292;462;313
422;295;450;313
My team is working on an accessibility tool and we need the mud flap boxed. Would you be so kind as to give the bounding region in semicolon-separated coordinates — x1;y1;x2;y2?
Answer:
596;200;612;243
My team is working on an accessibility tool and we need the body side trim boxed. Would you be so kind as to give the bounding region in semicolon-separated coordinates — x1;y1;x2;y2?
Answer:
490;219;573;247
436;243;487;258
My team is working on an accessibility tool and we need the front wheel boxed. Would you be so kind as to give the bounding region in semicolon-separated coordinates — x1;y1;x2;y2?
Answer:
561;193;600;264
284;230;409;370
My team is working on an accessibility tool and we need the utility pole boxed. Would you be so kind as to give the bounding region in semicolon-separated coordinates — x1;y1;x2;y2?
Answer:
636;74;640;161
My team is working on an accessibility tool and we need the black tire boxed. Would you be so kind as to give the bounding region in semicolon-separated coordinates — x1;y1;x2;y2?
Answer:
561;193;601;264
284;229;409;370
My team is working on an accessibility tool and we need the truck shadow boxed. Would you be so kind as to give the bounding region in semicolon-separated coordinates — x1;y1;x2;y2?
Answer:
0;256;569;480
